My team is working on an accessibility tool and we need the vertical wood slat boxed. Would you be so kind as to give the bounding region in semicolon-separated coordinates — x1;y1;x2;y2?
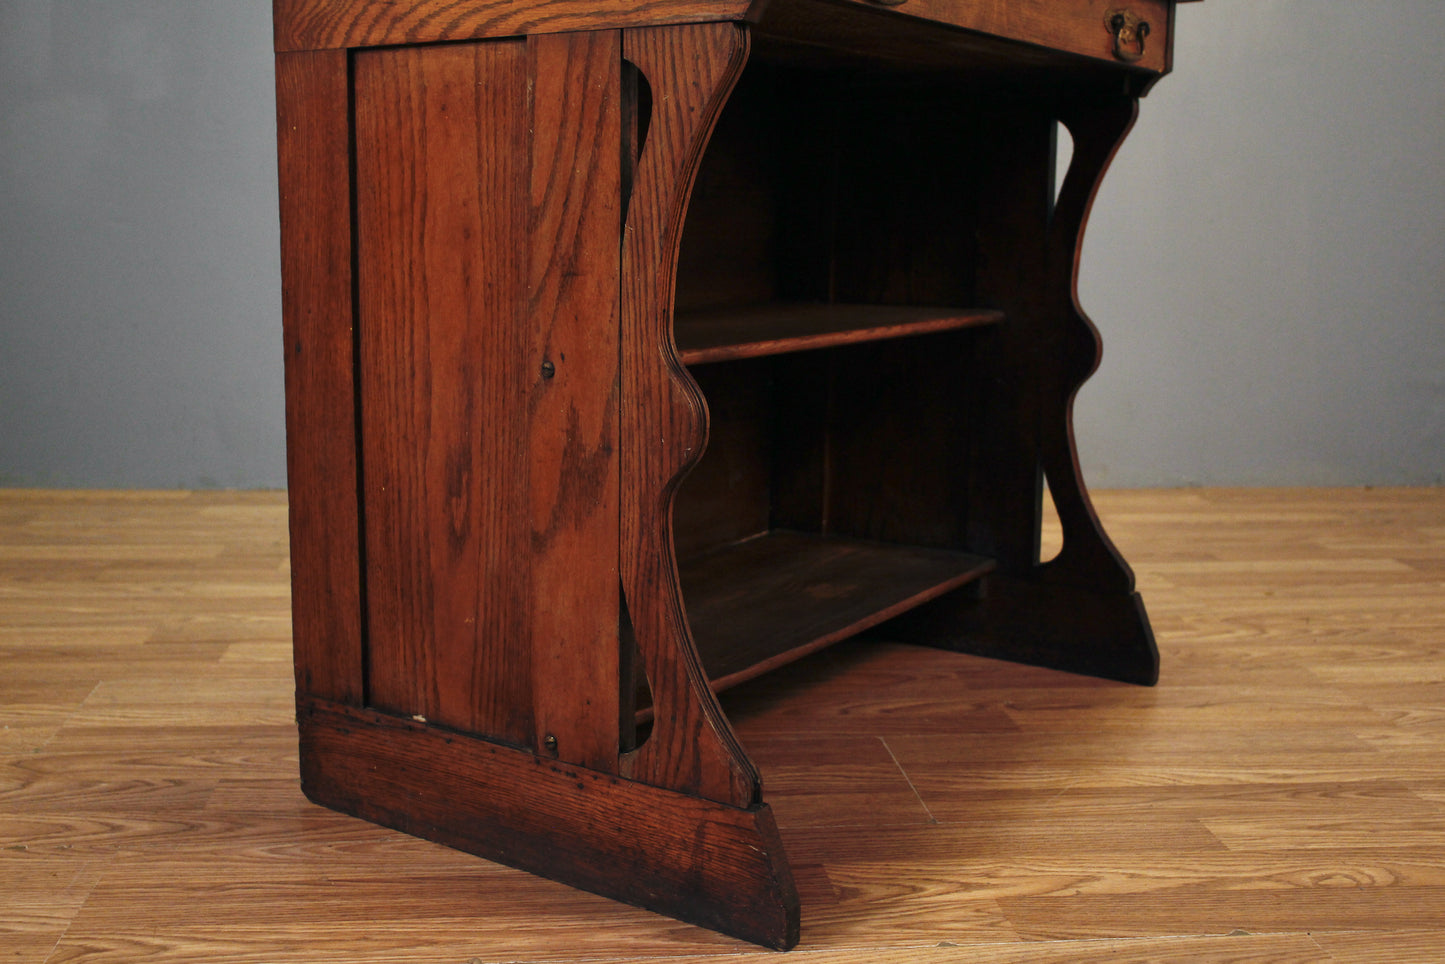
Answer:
619;22;760;807
900;101;1156;687
275;49;365;707
825;0;1173;73
352;41;533;741
526;30;623;771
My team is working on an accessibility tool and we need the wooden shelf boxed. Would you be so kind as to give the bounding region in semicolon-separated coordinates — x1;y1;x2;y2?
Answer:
675;303;1004;365
676;530;995;693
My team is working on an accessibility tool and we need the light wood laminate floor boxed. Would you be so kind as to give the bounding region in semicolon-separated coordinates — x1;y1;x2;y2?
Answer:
2;487;1443;962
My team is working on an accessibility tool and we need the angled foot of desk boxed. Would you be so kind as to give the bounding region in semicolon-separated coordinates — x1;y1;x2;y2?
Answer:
299;700;801;949
888;576;1159;686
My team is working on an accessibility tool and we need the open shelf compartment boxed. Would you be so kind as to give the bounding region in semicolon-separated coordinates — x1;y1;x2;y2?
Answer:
680;530;994;693
656;53;1005;707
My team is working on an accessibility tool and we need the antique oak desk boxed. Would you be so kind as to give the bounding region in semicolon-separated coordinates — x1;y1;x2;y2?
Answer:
273;0;1197;949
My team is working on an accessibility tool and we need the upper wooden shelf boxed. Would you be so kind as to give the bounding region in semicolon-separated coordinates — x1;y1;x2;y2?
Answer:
675;302;1004;365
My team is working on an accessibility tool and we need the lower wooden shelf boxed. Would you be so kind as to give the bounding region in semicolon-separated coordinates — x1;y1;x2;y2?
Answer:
675;302;1005;366
678;530;996;693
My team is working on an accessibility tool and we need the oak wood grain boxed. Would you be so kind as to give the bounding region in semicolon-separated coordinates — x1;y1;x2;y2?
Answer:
273;0;757;52
618;21;761;808
524;29;624;772
353;39;534;741
274;50;365;709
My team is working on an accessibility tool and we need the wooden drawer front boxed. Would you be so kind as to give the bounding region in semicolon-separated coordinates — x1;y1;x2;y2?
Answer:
273;0;753;52
839;0;1172;72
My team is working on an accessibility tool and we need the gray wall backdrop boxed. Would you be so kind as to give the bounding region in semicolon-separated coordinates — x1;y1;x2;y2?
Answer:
2;0;1443;489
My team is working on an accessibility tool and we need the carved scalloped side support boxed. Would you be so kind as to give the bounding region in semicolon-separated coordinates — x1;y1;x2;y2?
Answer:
1010;92;1158;685
1038;96;1142;596
617;22;762;808
897;93;1156;686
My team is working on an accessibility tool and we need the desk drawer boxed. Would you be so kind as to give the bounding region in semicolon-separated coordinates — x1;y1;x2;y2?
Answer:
838;0;1173;72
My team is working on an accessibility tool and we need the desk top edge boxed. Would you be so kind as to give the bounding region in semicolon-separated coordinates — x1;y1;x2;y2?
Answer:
274;0;1192;66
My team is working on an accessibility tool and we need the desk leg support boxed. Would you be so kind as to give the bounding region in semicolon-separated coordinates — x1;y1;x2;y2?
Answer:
900;93;1158;686
282;26;797;948
615;21;801;948
299;700;799;949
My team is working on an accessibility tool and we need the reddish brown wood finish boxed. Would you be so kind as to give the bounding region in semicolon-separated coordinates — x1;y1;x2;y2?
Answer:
299;698;799;950
679;532;995;693
827;0;1174;72
275;49;365;708
676;303;1004;365
525;29;624;772
275;1;1194;949
353;40;535;742
273;0;758;52
617;21;759;809
349;33;626;756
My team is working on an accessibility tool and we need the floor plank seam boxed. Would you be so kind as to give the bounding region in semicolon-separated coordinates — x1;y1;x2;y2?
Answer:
38;858;108;964
878;735;938;825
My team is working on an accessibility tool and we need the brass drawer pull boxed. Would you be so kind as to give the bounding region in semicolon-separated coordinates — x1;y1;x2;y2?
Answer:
1106;9;1151;63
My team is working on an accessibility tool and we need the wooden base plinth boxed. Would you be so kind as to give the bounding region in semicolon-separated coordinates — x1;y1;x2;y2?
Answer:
298;699;800;949
889;576;1160;686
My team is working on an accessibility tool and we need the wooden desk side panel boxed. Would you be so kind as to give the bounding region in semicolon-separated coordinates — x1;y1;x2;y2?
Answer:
275;49;366;707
